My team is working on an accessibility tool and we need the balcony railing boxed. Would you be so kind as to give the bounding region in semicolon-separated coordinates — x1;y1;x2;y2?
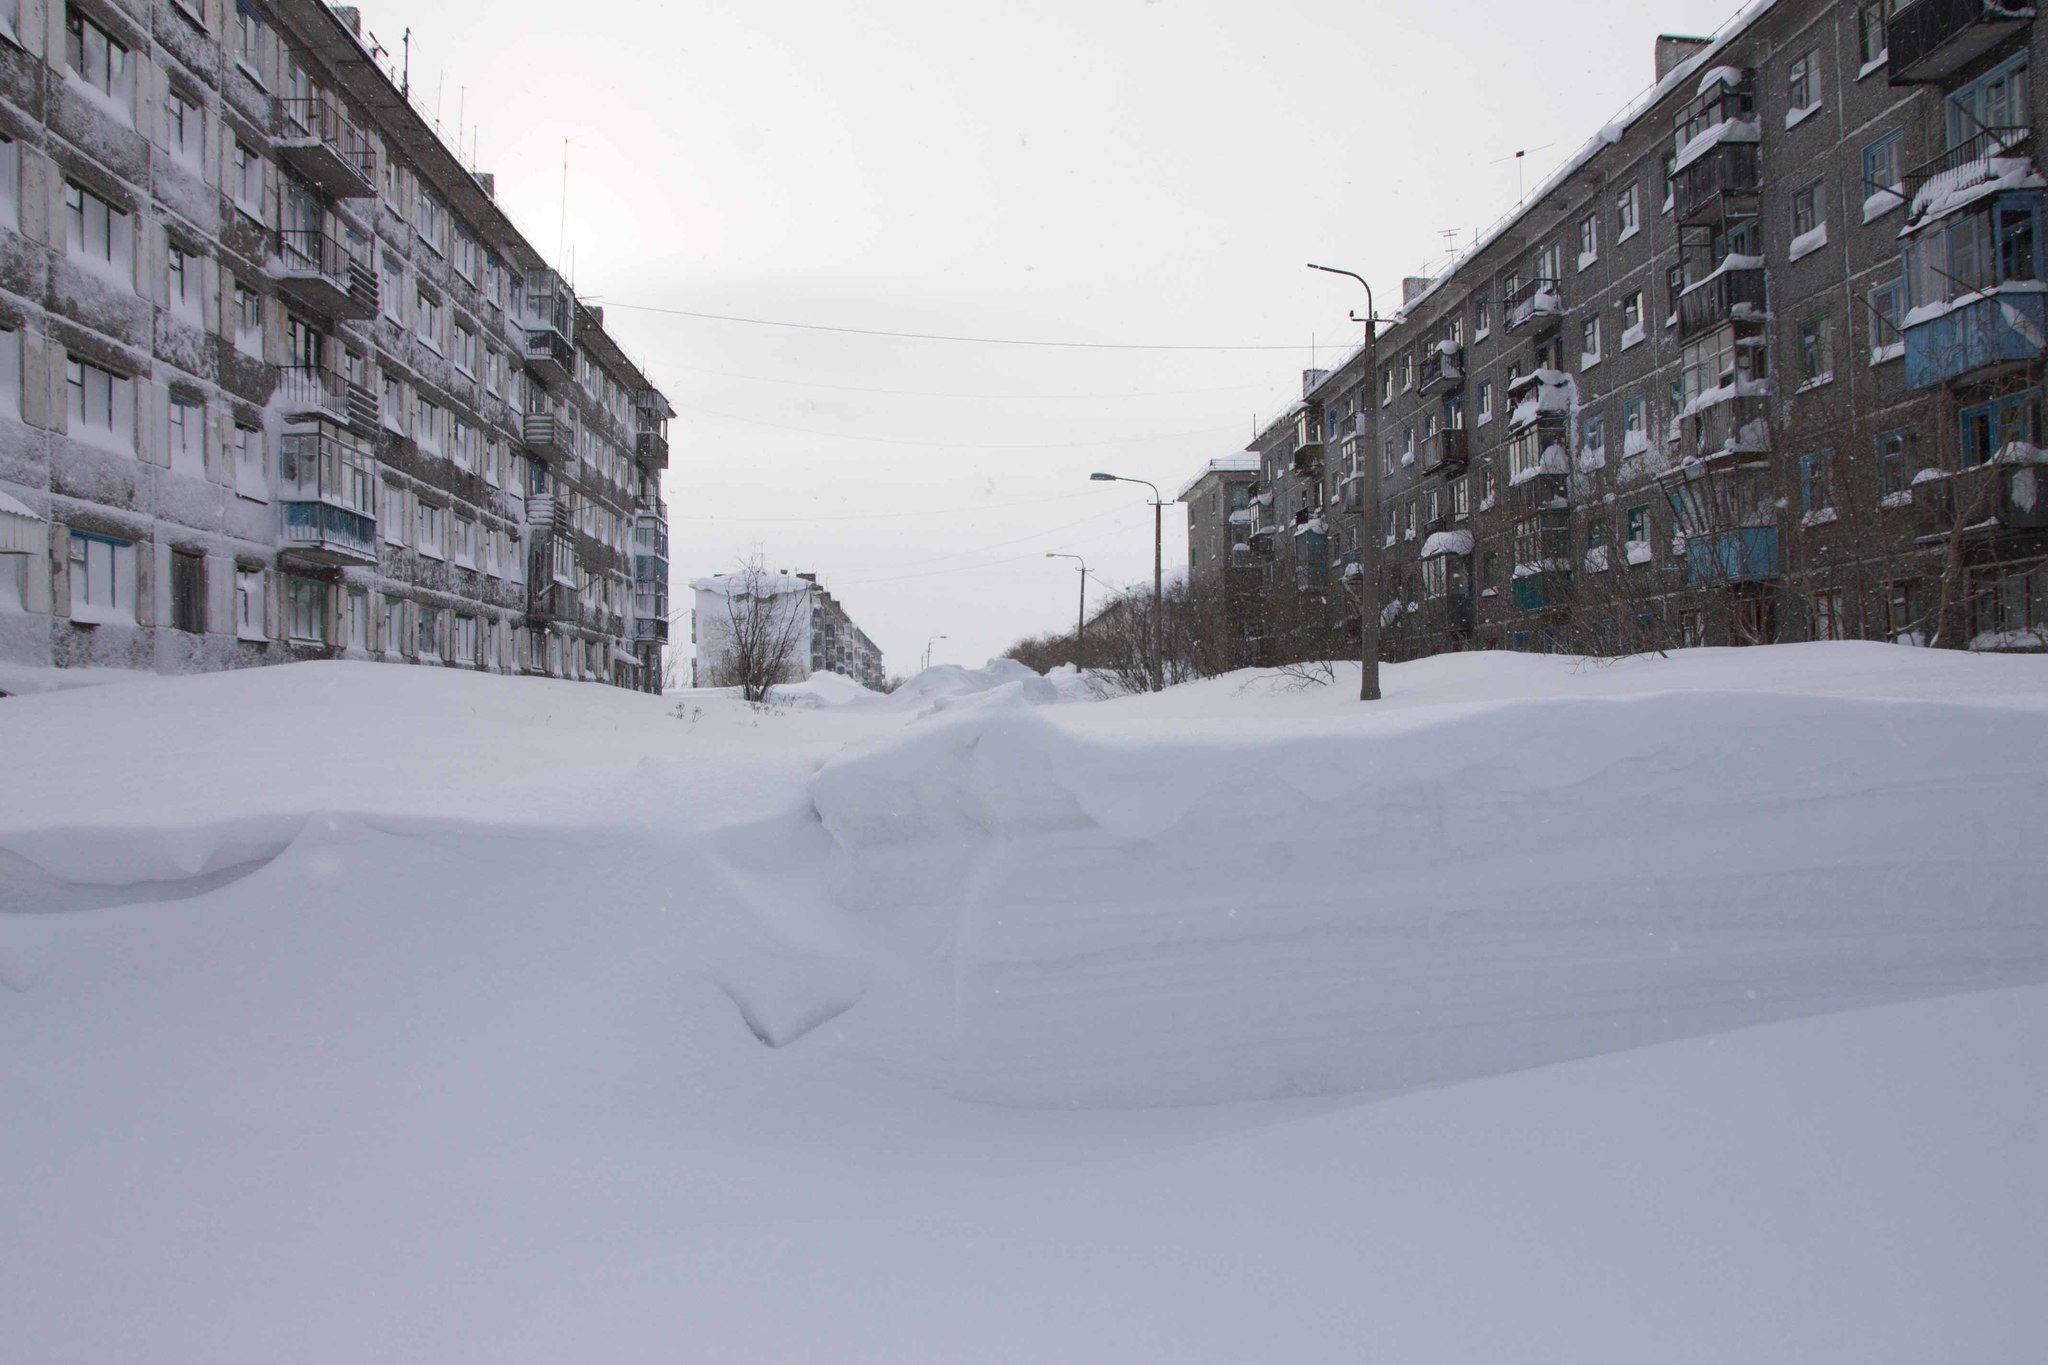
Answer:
276;230;373;320
1503;278;1564;334
1421;426;1469;476
281;499;377;565
634;429;670;470
633;617;670;642
524;328;576;387
1678;263;1768;342
1684;526;1781;587
523;410;573;463
273;95;375;198
276;365;350;423
1887;0;2034;85
1418;345;1463;395
1904;287;2048;390
1900;127;2034;224
1672;141;1762;224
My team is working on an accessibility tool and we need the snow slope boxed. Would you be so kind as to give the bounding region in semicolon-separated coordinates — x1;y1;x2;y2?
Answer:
3;644;2046;1361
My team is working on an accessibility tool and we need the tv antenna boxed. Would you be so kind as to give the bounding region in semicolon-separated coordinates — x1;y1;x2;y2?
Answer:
1490;144;1555;204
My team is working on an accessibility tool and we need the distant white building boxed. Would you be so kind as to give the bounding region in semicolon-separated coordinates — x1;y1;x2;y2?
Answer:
689;569;884;691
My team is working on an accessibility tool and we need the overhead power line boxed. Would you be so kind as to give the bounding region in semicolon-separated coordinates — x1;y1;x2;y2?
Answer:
594;300;1325;352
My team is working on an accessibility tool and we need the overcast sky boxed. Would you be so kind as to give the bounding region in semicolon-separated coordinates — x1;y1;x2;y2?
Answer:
357;0;1749;672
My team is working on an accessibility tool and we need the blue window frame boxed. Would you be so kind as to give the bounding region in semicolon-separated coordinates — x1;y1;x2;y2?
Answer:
1958;391;2041;465
1946;53;2028;153
1798;450;1836;514
1862;129;1903;197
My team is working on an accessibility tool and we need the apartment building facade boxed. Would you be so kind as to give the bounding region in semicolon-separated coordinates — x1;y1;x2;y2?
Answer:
1193;0;2046;660
689;568;886;692
0;0;674;694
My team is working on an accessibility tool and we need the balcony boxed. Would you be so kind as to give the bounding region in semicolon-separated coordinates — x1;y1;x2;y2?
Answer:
1904;286;2048;389
275;366;350;424
1339;470;1368;513
523;269;577;387
280;499;376;565
1684;527;1781;587
523;329;576;388
528;580;575;622
1511;568;1569;611
1503;278;1564;334
1678;261;1768;342
273;96;374;198
1900;128;2035;227
523;410;573;464
635;429;670;471
634;617;670;643
1671;141;1761;224
1421;426;1469;477
1887;0;2034;85
525;491;572;534
276;230;374;320
1418;344;1464;396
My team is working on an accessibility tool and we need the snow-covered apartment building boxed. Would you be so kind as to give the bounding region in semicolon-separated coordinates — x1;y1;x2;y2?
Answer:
0;0;674;694
1188;0;2048;658
689;569;885;692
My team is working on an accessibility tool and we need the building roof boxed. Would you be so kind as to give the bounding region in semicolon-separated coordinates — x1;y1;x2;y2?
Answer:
1177;452;1262;501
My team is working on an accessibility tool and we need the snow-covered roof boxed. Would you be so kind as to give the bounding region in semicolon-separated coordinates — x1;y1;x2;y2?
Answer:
1420;530;1475;560
1177;451;1262;500
690;570;813;597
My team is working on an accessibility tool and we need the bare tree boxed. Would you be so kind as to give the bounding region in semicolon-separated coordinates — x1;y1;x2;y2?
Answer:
704;557;810;703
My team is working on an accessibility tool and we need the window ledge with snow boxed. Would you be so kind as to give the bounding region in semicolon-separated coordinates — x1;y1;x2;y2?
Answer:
1794;371;1835;394
1580;351;1602;370
1620;323;1646;350
1870;341;1904;366
1880;489;1914;510
1477;411;1493;427
1625;539;1654;566
1577;250;1598;272
1800;507;1839;528
1784;103;1822;131
1857;51;1888;82
1788;224;1829;262
1864;188;1904;223
1617;223;1640;246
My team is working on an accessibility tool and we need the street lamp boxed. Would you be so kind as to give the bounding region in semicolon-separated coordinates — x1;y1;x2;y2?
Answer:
1308;262;1385;702
922;634;948;672
1045;553;1089;672
1089;471;1165;691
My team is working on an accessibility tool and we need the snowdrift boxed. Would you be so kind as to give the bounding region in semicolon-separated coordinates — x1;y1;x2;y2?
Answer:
809;645;2048;1106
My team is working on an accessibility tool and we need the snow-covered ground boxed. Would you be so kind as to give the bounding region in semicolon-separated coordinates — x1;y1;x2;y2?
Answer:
3;645;2046;1362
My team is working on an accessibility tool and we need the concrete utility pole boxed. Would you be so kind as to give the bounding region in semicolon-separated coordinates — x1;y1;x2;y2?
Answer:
1089;474;1167;690
1045;554;1089;671
922;634;947;671
1307;264;1383;702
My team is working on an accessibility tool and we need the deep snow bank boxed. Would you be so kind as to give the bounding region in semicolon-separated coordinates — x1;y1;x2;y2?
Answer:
810;644;2048;1106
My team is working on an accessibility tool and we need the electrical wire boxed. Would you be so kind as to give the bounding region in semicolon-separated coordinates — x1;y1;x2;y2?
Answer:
678;402;1242;450
660;360;1275;401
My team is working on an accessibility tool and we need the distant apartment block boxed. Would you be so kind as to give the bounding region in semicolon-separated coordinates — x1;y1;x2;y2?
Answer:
0;0;674;693
1187;0;2047;660
689;568;885;691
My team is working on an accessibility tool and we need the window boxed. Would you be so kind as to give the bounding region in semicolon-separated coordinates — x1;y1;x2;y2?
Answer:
1799;450;1837;519
1946;53;2028;154
1791;183;1824;250
1480;461;1497;508
1857;0;1894;69
384;597;405;654
1620;290;1644;346
453;227;479;282
235;2;266;82
169;548;205;633
166;241;200;321
1474;295;1490;338
1400;350;1414;391
1615;184;1639;240
1661;151;1677;211
416;290;441;349
1580;316;1601;367
168;393;204;478
452;511;476;566
1957;391;2040;466
232;280;262;355
233;423;264;499
453;323;476;375
1623;396;1649;455
1576;213;1598;268
1877;428;1915;502
68;531;135;624
1379;366;1393;405
454;614;478;664
1626;504;1649;545
1904;195;2040;310
231;141;263;216
416;188;445;253
165;89;199;162
418;608;441;659
1811;589;1845;641
1581;413;1606;469
64;6;127;103
415;397;440;452
380;256;403;322
416;501;443;558
1862;131;1904;218
1868;275;1905;362
450;415;474;471
286;575;327;643
65;355;129;451
1475;377;1493;425
1666;264;1684;326
1796;314;1834;388
235;567;265;639
344;587;368;650
1786;50;1821;119
1450;475;1469;520
63;181;124;270
1535;242;1560;283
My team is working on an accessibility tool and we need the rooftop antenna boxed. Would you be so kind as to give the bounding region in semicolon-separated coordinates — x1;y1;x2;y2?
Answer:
1490;143;1555;204
558;139;570;265
400;27;410;98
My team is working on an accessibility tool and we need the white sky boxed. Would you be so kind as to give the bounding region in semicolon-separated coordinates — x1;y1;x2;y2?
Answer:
357;0;1749;672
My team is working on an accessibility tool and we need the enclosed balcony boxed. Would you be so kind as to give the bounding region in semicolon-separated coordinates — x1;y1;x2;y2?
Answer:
1886;0;2034;85
1900;188;2045;389
278;425;377;566
1290;413;1324;476
1679;392;1773;463
522;269;578;388
1683;527;1781;586
1904;287;2048;388
277;230;374;320
1421;426;1469;476
1671;140;1761;225
1660;455;1781;587
273;95;374;198
1673;68;1756;164
528;580;574;622
1503;277;1564;334
1678;259;1768;342
1899;129;2037;229
1339;470;1368;513
1418;343;1464;396
523;409;573;464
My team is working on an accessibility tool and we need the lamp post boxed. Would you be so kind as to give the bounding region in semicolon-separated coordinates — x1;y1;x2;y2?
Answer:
922;634;947;672
1308;262;1384;702
1089;472;1165;691
1044;553;1089;671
